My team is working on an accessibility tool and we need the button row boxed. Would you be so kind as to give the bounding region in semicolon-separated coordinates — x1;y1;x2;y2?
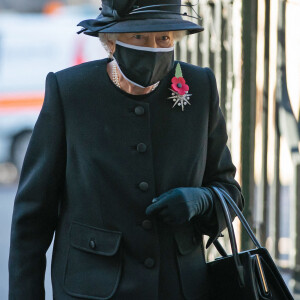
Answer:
134;105;155;270
134;107;148;193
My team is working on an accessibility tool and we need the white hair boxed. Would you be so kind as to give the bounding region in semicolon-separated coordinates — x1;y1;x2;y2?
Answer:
98;33;119;57
98;30;187;57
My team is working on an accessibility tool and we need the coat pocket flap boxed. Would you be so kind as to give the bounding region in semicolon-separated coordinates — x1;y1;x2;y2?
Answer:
70;221;122;256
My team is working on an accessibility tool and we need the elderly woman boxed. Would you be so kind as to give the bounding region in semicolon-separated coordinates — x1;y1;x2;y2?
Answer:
8;1;244;300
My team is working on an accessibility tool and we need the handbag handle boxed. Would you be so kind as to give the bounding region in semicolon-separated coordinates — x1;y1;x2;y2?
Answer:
208;186;246;287
215;186;261;248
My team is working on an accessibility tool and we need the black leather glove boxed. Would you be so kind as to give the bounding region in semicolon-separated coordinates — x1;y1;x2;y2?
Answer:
145;187;215;225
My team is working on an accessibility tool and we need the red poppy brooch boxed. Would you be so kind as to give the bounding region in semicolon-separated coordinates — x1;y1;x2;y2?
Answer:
167;62;192;111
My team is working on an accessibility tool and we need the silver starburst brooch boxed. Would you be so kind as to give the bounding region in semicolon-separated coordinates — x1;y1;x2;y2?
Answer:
167;62;192;111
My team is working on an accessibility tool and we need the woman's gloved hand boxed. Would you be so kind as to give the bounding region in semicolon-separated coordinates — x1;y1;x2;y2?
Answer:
145;187;215;225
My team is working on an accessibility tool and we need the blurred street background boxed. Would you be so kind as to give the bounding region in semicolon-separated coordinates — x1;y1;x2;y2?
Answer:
0;0;299;299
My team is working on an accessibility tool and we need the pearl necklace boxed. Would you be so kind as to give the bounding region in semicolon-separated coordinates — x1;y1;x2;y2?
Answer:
112;60;160;92
112;60;121;88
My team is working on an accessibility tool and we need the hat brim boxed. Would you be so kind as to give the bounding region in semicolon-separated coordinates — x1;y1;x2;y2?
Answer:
83;18;204;37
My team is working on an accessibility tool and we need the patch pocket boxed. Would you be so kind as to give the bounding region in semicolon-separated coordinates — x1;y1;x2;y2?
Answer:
63;221;123;300
174;224;209;300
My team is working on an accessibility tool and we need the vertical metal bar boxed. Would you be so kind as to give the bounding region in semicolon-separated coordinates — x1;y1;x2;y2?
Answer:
294;162;300;293
271;0;285;263
221;2;227;119
273;105;281;261
175;42;181;61
227;1;234;146
202;2;211;67
187;2;198;66
260;0;271;248
214;0;222;107
241;0;258;250
197;3;202;66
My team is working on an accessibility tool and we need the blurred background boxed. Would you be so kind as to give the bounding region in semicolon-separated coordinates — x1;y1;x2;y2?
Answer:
0;0;299;299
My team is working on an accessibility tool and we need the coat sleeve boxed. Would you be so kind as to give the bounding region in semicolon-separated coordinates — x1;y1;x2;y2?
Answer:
191;67;245;249
8;72;66;300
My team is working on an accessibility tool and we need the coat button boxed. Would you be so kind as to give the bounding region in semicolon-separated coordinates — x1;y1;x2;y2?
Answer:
144;257;155;268
142;219;153;230
89;239;96;249
134;106;145;116
139;181;149;191
137;143;147;153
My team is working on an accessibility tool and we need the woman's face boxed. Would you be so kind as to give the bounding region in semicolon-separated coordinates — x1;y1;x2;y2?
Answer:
108;31;174;54
118;31;174;48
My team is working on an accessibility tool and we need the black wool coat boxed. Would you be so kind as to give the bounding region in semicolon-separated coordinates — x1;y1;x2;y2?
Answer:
8;57;245;300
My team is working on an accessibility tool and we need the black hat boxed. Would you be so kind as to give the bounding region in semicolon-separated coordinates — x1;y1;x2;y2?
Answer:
77;0;204;37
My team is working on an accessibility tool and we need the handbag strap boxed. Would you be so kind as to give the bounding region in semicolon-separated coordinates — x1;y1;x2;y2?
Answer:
216;187;262;248
209;186;245;287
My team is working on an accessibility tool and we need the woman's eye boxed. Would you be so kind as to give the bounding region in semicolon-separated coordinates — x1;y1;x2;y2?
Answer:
161;36;170;41
133;35;143;39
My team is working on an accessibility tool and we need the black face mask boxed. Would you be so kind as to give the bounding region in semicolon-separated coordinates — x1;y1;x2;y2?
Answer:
112;40;175;88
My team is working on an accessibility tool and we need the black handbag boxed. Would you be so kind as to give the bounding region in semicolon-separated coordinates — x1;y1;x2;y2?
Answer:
206;186;294;300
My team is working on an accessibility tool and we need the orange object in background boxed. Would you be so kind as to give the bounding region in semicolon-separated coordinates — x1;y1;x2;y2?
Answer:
0;92;43;113
43;1;63;15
